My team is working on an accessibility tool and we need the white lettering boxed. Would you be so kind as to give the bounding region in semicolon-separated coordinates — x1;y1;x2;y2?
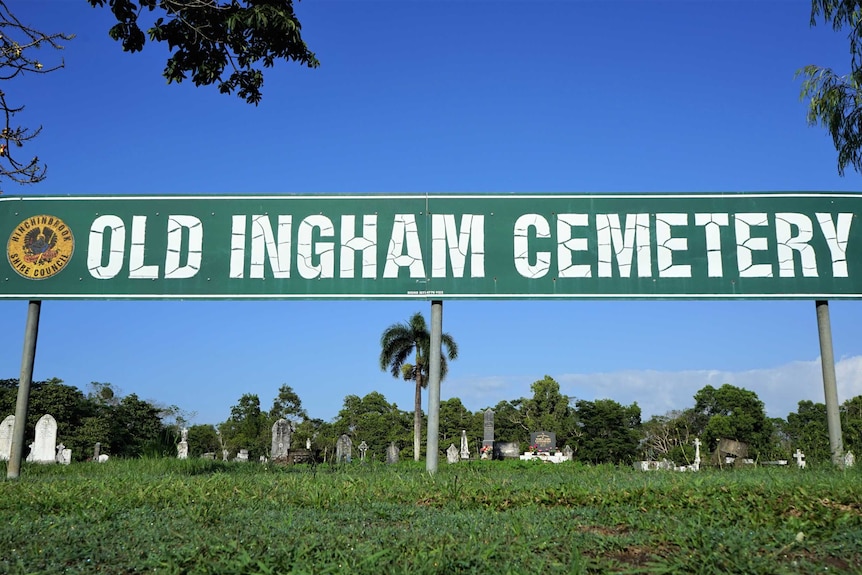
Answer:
341;215;377;279
250;215;292;279
656;213;691;278
297;215;335;279
432;214;485;278
164;215;203;280
129;216;159;279
816;212;853;277
87;215;125;280
735;213;773;278
557;214;591;278
694;213;729;277
384;214;425;278
596;213;651;277
513;214;550;279
775;213;817;277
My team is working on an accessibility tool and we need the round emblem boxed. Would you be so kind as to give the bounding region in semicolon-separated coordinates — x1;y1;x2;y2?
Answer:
7;215;75;280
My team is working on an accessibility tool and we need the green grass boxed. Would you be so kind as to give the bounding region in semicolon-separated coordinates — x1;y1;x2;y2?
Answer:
1;458;860;574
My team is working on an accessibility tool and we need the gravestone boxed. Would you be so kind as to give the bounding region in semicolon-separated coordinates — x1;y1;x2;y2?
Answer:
447;443;460;464
222;449;229;461
386;442;400;464
97;454;109;463
55;443;72;465
93;442;101;461
177;427;189;459
336;434;353;463
794;449;806;469
358;441;369;463
483;409;495;450
496;442;521;459
460;430;470;460
271;419;291;460
235;449;249;462
562;445;574;461
845;451;856;468
31;414;58;463
0;414;14;461
201;452;215;460
529;431;556;453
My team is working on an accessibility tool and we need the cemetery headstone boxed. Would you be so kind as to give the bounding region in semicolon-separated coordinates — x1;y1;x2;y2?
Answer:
496;442;521;459
97;454;109;463
55;443;72;465
447;443;459;464
93;442;101;461
336;434;353;463
271;419;291;460
529;431;556;452
0;415;14;461
235;449;249;462
177;427;189;459
845;451;856;468
483;409;495;451
201;452;215;460
794;449;806;469
386;442;400;465
31;414;58;463
358;441;369;463
460;430;470;460
222;449;229;461
562;445;574;461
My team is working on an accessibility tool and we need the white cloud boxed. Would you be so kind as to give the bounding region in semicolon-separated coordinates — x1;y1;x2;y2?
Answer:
447;356;862;420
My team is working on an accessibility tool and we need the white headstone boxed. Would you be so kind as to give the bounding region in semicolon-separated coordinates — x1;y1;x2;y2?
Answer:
794;449;806;469
447;443;460;464
460;430;470;460
844;451;855;468
55;444;72;465
271;419;291;459
0;415;14;461
97;454;109;463
31;414;58;463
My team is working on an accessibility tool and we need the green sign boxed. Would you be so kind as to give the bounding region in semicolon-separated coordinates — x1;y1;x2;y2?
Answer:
1;193;860;300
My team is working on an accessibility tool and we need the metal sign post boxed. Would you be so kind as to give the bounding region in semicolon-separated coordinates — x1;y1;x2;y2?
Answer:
426;300;443;474
7;300;41;479
815;300;845;466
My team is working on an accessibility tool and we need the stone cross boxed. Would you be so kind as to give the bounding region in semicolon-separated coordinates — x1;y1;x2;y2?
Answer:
794;449;806;469
446;444;460;464
358;441;369;462
693;438;702;465
460;429;470;459
0;415;15;461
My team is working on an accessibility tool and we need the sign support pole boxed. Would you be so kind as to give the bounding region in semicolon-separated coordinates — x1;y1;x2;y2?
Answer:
815;300;845;466
7;300;41;479
426;299;443;474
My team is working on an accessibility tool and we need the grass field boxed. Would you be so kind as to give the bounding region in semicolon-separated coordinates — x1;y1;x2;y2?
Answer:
1;458;860;574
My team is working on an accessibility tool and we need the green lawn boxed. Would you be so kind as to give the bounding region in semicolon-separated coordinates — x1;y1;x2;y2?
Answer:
1;458;860;574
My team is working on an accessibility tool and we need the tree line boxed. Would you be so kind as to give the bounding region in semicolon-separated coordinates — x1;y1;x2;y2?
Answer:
4;374;861;466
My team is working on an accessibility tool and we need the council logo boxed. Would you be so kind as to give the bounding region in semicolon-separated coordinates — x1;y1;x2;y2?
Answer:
6;215;75;280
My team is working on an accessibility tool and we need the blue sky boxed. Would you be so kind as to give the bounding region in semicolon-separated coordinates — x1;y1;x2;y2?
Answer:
2;0;862;426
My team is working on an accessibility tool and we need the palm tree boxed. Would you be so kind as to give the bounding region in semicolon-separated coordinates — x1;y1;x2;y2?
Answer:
379;311;458;461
